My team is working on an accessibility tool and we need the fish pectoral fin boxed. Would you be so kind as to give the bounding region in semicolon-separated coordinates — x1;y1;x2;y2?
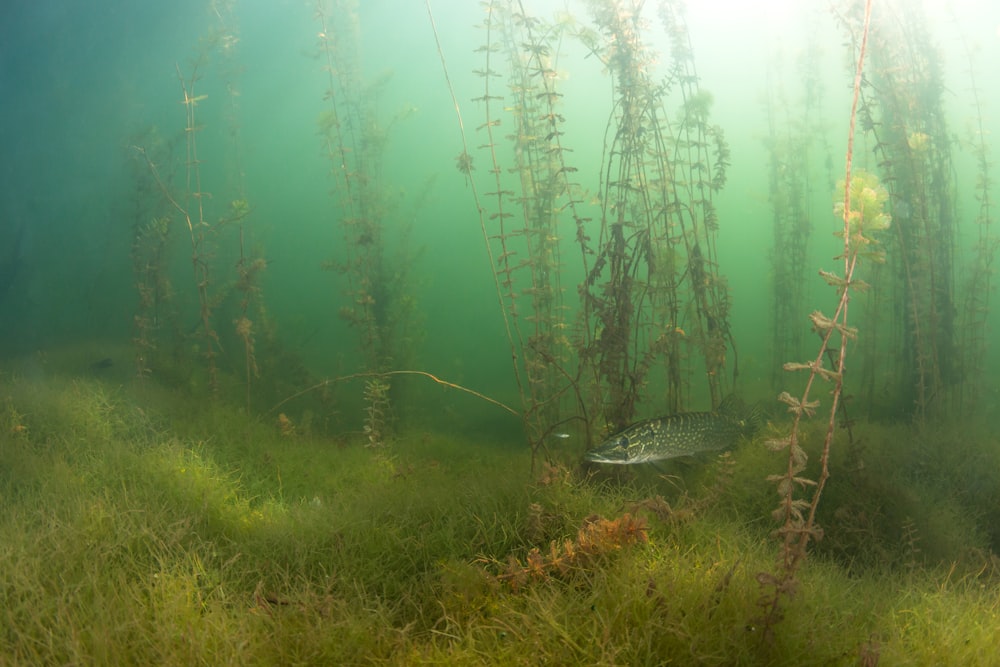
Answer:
648;461;671;475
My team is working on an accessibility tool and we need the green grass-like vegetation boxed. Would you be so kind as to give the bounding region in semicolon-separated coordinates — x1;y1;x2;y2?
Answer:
2;352;999;665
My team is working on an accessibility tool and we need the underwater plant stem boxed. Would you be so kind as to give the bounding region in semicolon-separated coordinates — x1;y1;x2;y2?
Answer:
841;0;872;253
131;133;219;394
174;61;221;393
815;0;872;554
950;4;996;414
762;2;875;630
805;0;873;538
793;0;873;567
268;370;519;418
423;0;509;342
315;2;356;210
425;0;532;452
423;1;465;150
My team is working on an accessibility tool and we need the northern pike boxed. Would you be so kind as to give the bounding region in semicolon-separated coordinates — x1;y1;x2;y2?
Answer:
584;397;759;465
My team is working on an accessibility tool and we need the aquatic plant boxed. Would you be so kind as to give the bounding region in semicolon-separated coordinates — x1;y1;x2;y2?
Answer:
314;0;420;431
209;0;269;415
426;0;582;467
430;0;736;464
133;35;259;401
314;0;375;364
175;60;225;394
229;199;265;415
268;368;519;445
849;0;960;419
315;0;419;372
126;127;178;382
131;57;223;395
954;26;997;416
577;0;735;429
763;40;831;391
362;376;390;448
130;215;172;381
656;0;735;407
485;512;648;593
3;360;1000;664
497;2;591;454
757;1;883;640
471;1;597;464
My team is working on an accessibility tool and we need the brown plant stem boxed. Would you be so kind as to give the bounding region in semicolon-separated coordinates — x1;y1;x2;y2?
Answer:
425;0;534;460
268;370;519;419
803;0;874;549
757;0;874;641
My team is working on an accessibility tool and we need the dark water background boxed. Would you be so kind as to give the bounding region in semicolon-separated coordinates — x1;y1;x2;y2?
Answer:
2;0;999;441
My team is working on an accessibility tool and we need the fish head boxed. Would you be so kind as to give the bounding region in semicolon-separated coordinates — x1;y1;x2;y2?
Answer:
584;428;652;464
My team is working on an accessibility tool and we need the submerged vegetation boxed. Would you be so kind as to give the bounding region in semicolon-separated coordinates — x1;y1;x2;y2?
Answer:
2;360;999;664
577;0;735;427
430;0;738;469
757;1;884;633
763;36;831;392
856;13;958;420
2;0;999;663
315;0;419;383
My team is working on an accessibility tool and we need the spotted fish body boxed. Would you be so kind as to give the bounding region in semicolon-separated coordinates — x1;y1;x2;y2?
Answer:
585;399;758;465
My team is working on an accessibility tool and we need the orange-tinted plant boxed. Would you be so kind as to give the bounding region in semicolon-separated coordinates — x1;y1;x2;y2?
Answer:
489;512;648;593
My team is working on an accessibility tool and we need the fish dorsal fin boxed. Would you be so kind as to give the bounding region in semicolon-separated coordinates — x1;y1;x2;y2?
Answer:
717;395;762;436
717;394;743;416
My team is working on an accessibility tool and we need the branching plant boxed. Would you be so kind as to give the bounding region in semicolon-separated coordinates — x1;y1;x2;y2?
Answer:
362;376;390;448
577;0;734;431
211;0;268;415
658;0;735;409
756;0;882;640
763;40;830;391
131;11;267;406
427;0;592;468
482;512;649;593
315;0;419;435
127;127;178;382
132;54;224;395
954;19;997;416
175;60;224;394
851;0;958;419
430;0;735;466
496;3;589;452
130;214;173;381
465;1;597;465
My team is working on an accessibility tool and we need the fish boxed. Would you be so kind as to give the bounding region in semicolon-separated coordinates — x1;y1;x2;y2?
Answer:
584;396;759;465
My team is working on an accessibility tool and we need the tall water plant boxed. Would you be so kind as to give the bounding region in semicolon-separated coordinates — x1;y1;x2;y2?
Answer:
314;0;420;435
577;0;734;432
431;0;734;465
756;0;884;640
852;0;958;419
